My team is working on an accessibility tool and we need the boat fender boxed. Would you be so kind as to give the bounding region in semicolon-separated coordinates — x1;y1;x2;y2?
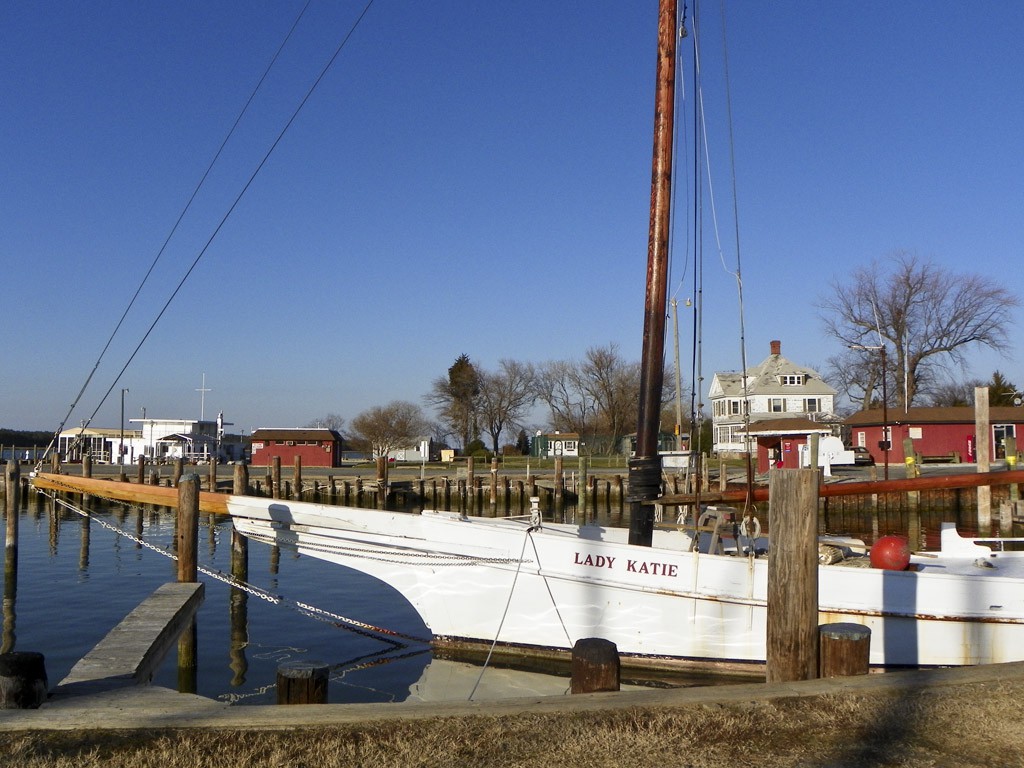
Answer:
739;516;761;540
869;535;911;570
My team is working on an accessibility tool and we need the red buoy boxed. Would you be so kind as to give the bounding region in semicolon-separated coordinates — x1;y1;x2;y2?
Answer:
870;535;911;570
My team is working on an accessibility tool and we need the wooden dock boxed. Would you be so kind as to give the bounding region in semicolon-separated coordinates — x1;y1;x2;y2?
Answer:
53;582;205;698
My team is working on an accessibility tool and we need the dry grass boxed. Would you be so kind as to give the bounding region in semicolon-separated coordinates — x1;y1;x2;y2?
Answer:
4;679;1024;768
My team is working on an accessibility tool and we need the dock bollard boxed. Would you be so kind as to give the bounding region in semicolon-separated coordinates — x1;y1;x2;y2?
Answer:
570;638;620;694
0;651;48;709
818;622;871;678
277;660;329;704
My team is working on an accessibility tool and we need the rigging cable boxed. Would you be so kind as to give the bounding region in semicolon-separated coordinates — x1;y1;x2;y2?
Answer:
717;0;756;517
42;0;377;468
41;1;317;468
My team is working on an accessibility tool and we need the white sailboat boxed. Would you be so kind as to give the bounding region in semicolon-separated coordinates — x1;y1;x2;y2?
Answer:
32;0;1024;671
223;0;1024;670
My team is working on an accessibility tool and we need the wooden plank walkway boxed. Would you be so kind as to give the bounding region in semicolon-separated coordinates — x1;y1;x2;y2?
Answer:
54;582;204;697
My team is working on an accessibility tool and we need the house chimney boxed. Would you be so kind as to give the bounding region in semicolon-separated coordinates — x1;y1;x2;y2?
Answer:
770;340;781;356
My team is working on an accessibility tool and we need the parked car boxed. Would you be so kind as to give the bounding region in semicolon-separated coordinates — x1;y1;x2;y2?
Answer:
852;446;875;466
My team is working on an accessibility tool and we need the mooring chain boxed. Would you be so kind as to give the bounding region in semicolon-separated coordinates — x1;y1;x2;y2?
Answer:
39;490;428;645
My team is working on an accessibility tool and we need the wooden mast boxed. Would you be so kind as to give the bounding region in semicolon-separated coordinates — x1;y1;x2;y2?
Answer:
629;0;677;547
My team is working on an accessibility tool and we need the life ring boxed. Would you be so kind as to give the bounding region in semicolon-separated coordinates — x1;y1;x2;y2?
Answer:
739;516;761;540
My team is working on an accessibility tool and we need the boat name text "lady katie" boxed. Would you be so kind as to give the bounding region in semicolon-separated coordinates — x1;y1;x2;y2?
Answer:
573;552;678;577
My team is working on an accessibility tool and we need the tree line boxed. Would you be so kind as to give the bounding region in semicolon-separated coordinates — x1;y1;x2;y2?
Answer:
312;346;686;459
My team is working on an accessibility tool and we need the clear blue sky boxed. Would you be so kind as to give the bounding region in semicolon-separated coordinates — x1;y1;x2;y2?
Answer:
3;1;1023;434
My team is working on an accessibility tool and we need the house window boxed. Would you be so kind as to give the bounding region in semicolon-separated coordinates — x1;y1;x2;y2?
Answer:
769;398;786;413
804;398;820;413
781;375;804;386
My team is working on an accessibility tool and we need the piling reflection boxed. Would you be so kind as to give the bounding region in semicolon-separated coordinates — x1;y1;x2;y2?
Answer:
229;527;249;686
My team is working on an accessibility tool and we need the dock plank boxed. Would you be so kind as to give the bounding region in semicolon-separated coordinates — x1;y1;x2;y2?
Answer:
56;582;204;697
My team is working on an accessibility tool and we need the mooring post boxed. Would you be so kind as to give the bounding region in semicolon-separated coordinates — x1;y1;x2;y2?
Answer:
489;457;499;508
5;461;19;558
1006;436;1019;503
554;455;564;509
578;455;588;512
277;660;329;704
272;457;281;500
818;623;871;678
178;617;197;695
208;458;217;493
177;474;199;583
976;385;992;534
136;455;145;484
766;467;820;684
233;462;249;496
570;638;620;694
375;456;387;509
4;461;20;655
0;651;47;709
293;455;302;501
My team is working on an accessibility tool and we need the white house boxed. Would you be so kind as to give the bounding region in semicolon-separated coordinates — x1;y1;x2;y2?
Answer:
709;340;838;456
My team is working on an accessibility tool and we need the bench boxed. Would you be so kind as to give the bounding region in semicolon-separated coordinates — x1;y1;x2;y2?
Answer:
918;452;960;464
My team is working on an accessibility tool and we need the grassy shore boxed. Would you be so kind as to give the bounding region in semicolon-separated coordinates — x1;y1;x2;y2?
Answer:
4;676;1022;768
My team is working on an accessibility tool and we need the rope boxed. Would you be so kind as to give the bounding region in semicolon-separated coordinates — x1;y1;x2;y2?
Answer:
468;526;537;700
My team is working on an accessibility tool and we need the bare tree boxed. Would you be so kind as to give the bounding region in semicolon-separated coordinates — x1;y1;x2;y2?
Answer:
305;413;346;432
477;359;536;454
820;252;1018;410
535;344;645;455
350;401;429;458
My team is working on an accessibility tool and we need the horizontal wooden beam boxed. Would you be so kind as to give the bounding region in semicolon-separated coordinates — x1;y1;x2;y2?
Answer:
658;468;1024;507
31;472;229;515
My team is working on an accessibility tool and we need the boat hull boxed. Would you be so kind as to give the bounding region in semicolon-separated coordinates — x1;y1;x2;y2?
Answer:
227;497;1024;668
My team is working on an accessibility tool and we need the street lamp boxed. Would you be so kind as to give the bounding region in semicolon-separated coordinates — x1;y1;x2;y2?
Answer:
120;388;129;465
850;344;889;480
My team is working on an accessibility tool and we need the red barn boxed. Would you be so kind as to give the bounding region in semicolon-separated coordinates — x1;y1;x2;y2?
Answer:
845;407;1024;465
249;428;345;468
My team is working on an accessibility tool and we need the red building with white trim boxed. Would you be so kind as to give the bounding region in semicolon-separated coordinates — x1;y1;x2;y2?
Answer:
845;407;1024;464
249;428;345;468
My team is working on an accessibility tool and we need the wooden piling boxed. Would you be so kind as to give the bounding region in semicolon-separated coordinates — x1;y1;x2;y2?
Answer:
136;455;146;484
375;457;387;509
3;462;19;656
293;456;303;500
976;386;991;533
818;623;871;678
766;468;820;684
233;462;250;496
5;462;19;556
570;638;620;694
208;459;217;492
489;457;499;507
177;618;197;695
277;660;329;704
272;457;282;500
0;651;48;709
554;456;564;509
177;474;199;583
